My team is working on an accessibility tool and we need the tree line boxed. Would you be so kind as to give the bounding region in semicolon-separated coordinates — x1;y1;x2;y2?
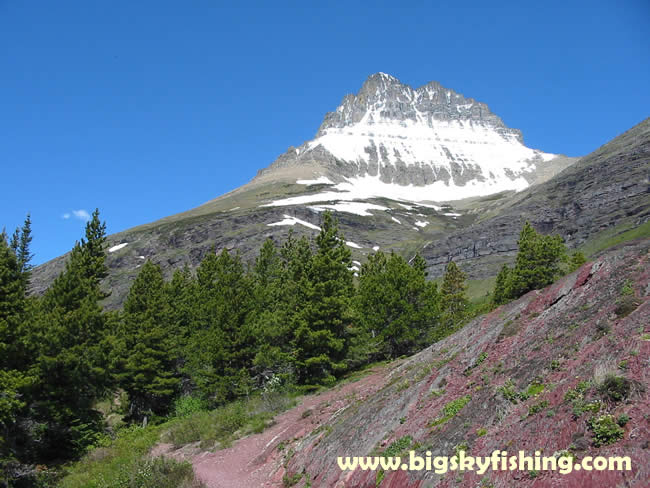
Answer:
0;210;576;486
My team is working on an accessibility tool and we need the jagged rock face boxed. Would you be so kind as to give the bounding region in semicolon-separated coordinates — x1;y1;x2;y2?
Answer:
317;73;518;139
420;118;650;279
258;73;559;201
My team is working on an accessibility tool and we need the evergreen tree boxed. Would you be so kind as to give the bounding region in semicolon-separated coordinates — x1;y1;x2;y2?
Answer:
0;233;34;470
492;264;511;307
115;261;180;421
568;250;586;273
440;261;468;329
508;222;566;299
16;214;34;276
27;210;110;458
410;253;428;276
164;265;195;355
0;232;25;368
356;251;439;359
78;209;108;288
250;238;296;385
185;249;255;404
295;211;354;385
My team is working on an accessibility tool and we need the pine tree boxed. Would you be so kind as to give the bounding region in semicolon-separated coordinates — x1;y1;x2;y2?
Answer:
440;261;468;329
295;211;354;385
492;264;511;307
0;233;34;466
185;249;255;404
410;253;428;276
508;222;566;299
356;251;439;359
568;250;586;273
250;238;296;385
27;210;110;458
78;209;108;288
8;214;34;287
164;265;195;352
17;214;33;276
0;232;25;368
115;260;180;421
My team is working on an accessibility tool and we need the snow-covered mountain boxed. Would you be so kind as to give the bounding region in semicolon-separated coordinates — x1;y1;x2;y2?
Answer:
256;73;571;204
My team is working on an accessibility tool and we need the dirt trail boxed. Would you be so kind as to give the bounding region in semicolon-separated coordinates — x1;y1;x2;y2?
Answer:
154;365;390;488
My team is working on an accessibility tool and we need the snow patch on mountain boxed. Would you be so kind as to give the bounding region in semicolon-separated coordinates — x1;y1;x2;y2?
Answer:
307;201;388;216
296;176;334;186
109;243;128;253
267;215;320;231
308;117;551;177
263;171;528;207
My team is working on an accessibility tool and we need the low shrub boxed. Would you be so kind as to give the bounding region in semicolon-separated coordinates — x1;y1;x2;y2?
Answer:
589;415;624;447
598;374;631;402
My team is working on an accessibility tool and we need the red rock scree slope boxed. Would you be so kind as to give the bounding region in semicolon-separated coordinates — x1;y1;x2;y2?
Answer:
160;239;650;488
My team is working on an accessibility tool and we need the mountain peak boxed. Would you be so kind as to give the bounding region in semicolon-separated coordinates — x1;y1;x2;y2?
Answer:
360;72;403;90
257;73;564;202
318;74;515;139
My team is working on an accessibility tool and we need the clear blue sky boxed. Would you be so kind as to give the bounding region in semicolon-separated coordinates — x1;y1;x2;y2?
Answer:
1;0;648;264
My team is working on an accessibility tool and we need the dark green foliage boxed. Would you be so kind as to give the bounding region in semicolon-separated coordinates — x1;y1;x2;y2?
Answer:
440;261;468;329
1;229;39;486
185;249;256;404
356;251;439;359
115;260;181;421
382;435;413;457
26;210;112;459
617;413;630;427
295;212;354;385
588;414;624;447
9;214;34;280
0;232;26;368
250;238;299;384
491;264;511;307
568;251;586;273
597;374;631;402
507;222;567;299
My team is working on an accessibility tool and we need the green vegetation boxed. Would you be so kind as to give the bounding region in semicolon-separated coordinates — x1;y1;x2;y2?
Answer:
588;414;625;447
579;220;650;257
1;209;471;486
59;424;192;488
356;251;439;360
430;395;471;427
164;391;294;448
563;381;604;418
597;374;631;403
498;380;545;404
5;202;644;485
491;222;567;307
614;280;642;319
382;435;413;457
463;352;488;376
617;413;630;427
528;400;549;416
440;262;469;329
